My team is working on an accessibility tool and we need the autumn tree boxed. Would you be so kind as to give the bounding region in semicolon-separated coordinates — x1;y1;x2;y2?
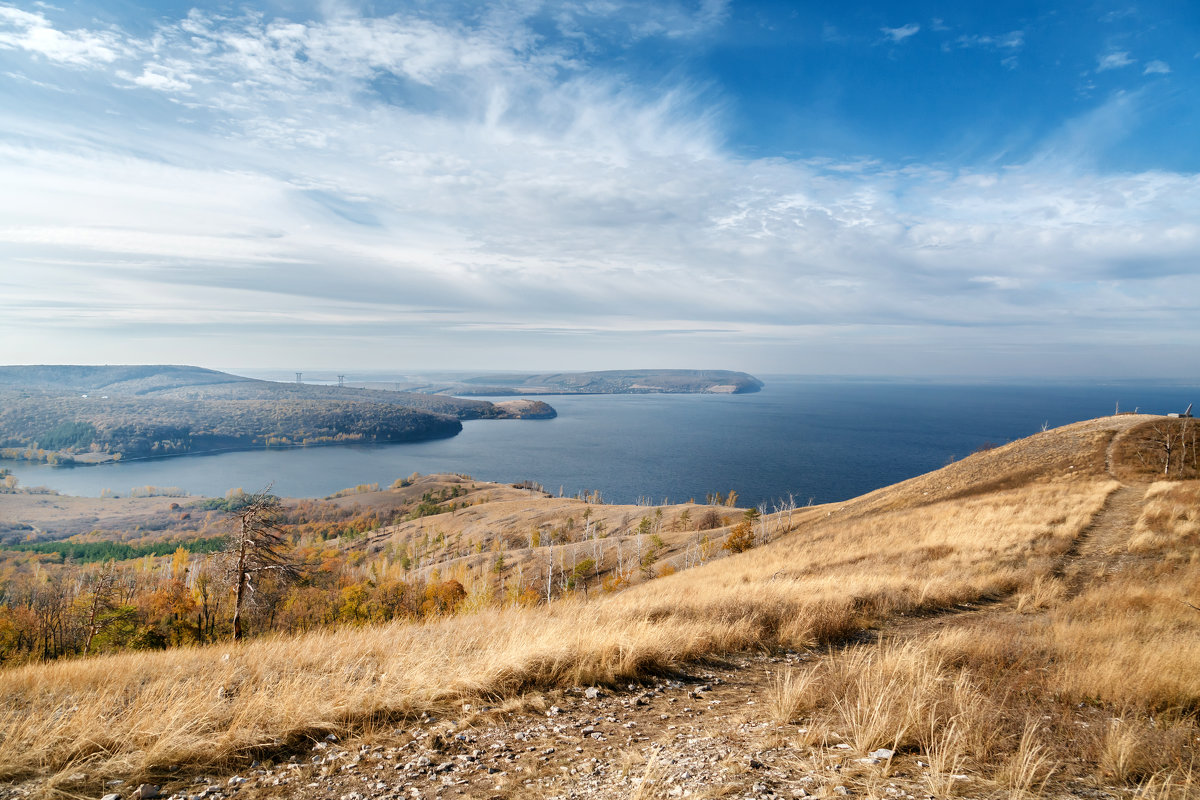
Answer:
192;564;221;644
219;488;300;641
723;521;755;554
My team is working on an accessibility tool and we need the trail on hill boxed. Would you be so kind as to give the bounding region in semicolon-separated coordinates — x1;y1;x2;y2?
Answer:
873;478;1147;645
1052;426;1148;598
1058;483;1146;598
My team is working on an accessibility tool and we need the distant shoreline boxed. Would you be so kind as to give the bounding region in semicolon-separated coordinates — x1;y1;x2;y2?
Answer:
0;425;469;469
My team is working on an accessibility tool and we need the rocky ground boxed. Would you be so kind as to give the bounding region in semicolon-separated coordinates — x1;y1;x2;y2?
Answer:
16;646;1137;800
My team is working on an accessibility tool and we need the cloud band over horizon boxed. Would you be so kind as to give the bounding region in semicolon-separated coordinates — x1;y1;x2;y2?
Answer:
1;1;1197;377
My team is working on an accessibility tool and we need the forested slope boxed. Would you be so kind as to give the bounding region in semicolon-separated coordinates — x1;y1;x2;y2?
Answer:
0;365;552;462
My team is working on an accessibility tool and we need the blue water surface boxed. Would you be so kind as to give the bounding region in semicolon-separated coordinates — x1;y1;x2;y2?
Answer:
3;378;1195;506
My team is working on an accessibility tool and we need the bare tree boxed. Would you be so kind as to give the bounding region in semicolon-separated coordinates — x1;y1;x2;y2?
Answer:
220;488;300;641
80;560;119;655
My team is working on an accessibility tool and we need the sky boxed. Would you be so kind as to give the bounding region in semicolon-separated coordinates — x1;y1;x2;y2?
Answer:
1;0;1197;378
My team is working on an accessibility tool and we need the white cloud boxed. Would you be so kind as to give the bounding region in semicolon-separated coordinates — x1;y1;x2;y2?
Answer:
0;6;130;66
955;31;1024;50
1143;60;1170;75
0;5;1196;374
1097;51;1134;71
881;23;920;43
969;276;1023;290
118;63;193;92
951;30;1024;67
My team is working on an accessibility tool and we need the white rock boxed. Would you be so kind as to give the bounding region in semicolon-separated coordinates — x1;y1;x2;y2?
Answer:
869;748;895;759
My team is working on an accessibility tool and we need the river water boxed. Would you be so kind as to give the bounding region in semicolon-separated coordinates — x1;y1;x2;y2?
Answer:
3;378;1195;506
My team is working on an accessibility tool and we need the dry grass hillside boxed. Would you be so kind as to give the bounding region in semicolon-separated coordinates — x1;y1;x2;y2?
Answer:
1;415;1197;800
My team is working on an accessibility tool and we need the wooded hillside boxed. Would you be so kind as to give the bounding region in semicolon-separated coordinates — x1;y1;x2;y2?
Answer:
0;366;553;462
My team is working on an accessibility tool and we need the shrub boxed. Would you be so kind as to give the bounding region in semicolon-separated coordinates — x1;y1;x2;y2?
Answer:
723;521;755;553
696;508;722;531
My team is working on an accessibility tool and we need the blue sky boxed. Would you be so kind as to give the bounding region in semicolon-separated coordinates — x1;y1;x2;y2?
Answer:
1;0;1197;377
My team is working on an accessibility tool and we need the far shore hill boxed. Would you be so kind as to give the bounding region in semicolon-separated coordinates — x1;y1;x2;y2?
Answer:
347;368;765;396
0;365;762;466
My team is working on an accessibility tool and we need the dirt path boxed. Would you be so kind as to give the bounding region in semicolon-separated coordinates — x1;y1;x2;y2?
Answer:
1058;483;1146;597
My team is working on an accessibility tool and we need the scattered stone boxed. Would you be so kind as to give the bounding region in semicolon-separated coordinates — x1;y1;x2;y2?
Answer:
57;655;1026;800
132;784;160;800
101;794;121;800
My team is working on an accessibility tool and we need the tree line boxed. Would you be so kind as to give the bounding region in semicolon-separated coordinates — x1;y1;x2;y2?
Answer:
0;483;792;664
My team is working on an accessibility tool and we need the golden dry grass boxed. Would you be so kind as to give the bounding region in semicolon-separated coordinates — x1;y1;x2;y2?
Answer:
833;415;1140;518
0;472;1114;786
766;478;1200;798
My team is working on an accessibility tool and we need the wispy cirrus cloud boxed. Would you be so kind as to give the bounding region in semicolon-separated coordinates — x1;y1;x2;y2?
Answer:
1097;50;1134;71
0;2;1197;375
946;28;1024;67
0;6;130;65
953;30;1024;50
881;22;919;42
1143;59;1170;75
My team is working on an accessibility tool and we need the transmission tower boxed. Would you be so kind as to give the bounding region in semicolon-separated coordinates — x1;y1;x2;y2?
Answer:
337;375;345;388
295;372;302;384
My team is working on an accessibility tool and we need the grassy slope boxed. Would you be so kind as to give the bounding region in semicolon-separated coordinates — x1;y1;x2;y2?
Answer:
1;416;1197;796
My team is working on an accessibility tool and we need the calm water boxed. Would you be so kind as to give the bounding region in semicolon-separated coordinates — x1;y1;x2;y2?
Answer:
4;379;1196;507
